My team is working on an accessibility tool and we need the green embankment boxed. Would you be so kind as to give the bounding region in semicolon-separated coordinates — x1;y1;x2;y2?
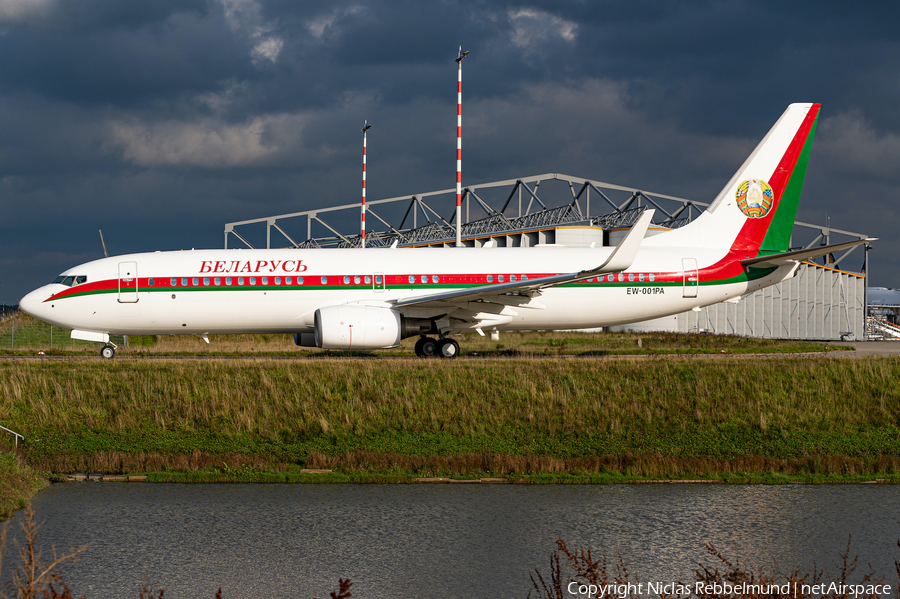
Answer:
0;452;48;516
3;352;900;482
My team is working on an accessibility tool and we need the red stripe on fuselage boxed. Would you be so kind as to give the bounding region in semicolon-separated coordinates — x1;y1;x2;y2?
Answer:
44;269;709;302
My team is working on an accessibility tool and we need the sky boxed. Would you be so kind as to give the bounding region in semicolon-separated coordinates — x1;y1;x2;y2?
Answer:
1;0;899;303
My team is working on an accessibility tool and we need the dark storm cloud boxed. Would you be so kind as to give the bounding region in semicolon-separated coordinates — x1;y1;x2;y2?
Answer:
0;0;898;302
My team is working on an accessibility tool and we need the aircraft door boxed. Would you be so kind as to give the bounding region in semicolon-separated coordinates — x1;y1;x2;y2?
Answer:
682;258;698;298
373;272;385;293
118;261;139;303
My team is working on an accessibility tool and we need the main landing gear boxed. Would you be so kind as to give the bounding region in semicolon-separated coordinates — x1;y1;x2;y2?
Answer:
414;336;460;358
100;344;116;359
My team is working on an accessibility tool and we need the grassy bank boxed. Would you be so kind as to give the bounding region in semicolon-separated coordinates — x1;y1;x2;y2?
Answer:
2;354;900;480
0;316;841;357
0;452;48;516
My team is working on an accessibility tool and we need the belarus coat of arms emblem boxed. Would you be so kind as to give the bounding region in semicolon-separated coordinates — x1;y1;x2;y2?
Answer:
735;179;774;218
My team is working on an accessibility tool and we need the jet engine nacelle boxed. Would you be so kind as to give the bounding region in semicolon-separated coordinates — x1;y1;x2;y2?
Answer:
313;305;405;350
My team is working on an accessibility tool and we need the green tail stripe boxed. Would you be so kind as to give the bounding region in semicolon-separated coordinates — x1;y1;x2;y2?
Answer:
759;116;819;255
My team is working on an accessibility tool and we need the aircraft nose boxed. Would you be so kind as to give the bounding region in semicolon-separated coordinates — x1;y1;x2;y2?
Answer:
19;287;50;319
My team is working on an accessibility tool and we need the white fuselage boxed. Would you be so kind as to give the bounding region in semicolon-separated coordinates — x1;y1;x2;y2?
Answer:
19;243;787;336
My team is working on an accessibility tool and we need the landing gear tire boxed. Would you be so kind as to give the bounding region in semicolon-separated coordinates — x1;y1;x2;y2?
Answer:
415;336;438;358
437;338;460;359
100;345;116;360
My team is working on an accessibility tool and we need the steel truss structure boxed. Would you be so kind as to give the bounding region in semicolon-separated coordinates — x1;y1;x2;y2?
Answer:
224;172;869;274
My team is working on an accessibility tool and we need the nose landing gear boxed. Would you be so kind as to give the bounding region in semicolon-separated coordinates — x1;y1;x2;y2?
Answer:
100;344;116;359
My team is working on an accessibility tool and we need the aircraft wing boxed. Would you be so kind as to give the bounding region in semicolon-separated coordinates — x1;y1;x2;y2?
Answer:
740;238;875;269
392;209;654;309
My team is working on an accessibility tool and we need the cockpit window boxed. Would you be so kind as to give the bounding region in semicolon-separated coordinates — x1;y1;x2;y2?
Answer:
53;275;66;284
61;276;75;287
75;276;87;285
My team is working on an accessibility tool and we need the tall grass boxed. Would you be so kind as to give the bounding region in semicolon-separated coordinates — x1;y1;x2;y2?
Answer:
1;356;899;476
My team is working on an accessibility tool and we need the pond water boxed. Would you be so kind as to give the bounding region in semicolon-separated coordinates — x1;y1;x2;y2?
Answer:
2;483;897;599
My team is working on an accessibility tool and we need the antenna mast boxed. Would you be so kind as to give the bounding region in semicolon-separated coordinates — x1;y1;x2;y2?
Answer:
361;121;371;248
455;46;469;247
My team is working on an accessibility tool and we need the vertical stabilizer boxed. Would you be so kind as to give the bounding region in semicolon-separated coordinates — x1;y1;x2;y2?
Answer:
663;104;820;256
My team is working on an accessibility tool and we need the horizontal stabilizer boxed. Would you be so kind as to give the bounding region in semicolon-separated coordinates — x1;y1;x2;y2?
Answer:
741;238;875;269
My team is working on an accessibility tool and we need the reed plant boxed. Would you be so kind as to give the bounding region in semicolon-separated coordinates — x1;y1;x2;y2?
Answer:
530;537;898;599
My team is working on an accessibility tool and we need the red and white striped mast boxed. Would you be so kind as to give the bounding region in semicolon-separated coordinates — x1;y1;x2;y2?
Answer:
361;120;371;248
455;47;469;247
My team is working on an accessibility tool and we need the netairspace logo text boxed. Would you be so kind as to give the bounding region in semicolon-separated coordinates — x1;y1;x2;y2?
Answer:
566;581;893;598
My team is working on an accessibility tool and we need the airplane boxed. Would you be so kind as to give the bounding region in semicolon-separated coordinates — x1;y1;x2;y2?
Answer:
19;103;872;359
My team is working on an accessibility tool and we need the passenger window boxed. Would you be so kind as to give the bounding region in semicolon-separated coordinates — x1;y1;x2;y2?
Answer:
354;276;361;284
148;278;155;287
250;277;256;285
607;274;614;282
286;277;292;285
275;277;282;285
238;277;244;285
226;277;232;285
421;275;427;284
181;278;188;286
498;275;505;283
639;273;645;282
375;275;382;284
522;275;528;281
320;276;327;285
203;277;210;286
628;273;635;282
298;277;304;284
343;276;349;284
408;275;415;284
75;276;87;285
618;274;624;282
510;275;516;282
364;275;370;284
262;277;269;285
214;277;221;286
171;278;177;286
192;278;199;286
649;273;655;282
432;275;439;283
487;275;493;283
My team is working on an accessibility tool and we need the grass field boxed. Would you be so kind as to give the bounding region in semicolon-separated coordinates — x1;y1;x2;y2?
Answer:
0;313;840;357
4;348;900;482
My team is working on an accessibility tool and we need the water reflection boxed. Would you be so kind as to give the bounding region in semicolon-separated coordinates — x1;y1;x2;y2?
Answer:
0;484;896;599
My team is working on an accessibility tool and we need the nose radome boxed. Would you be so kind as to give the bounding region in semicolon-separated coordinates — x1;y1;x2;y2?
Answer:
19;287;49;319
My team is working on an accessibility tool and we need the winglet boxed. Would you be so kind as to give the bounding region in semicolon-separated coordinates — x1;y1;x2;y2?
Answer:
590;209;654;275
